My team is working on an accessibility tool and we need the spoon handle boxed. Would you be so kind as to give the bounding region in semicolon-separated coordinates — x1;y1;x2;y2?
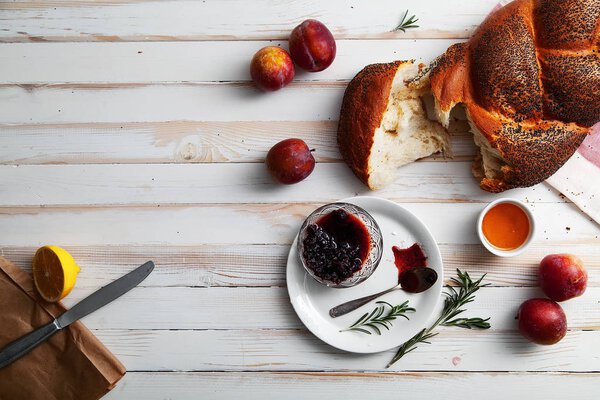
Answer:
329;285;399;318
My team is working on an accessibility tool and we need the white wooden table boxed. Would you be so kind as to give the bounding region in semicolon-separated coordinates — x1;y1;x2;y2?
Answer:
1;1;599;398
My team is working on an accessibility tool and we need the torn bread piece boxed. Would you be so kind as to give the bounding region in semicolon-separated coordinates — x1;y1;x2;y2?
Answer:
337;60;449;189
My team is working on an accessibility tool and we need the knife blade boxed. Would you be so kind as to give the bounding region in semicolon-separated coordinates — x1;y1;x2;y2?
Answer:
0;260;154;369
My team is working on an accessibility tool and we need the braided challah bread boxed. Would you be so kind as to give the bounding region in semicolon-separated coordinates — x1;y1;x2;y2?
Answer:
430;0;599;192
337;0;600;192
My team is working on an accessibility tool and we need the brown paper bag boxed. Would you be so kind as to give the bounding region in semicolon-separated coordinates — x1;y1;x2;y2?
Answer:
0;257;125;400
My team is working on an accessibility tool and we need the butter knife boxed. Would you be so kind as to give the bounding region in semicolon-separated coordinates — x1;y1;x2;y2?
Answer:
0;260;154;369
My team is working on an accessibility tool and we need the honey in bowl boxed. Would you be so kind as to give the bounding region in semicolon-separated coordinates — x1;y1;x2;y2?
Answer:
481;202;530;250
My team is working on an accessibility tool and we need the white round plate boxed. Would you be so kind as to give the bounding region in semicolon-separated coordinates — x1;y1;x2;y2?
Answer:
287;196;443;353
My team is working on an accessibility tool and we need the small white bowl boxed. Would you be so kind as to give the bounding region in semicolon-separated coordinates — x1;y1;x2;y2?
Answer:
477;198;536;257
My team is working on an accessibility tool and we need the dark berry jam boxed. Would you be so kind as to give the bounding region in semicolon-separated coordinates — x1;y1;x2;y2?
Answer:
392;243;428;283
302;209;371;284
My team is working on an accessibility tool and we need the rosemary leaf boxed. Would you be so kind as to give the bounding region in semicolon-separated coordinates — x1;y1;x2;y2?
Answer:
342;300;415;335
386;269;490;368
394;10;419;32
349;312;370;329
443;317;491;329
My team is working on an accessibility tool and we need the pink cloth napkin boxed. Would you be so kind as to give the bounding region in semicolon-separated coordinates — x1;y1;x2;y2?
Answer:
489;1;600;224
547;125;600;224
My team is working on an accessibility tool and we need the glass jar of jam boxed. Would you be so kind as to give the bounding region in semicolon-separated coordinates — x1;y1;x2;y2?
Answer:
297;202;383;288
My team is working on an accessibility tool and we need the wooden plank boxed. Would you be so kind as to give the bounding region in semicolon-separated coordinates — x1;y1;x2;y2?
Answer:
0;203;597;246
94;329;600;371
0;163;565;206
105;371;600;400
59;286;600;330
0;121;341;164
0;83;346;123
0;0;497;42
0;39;463;84
4;243;599;288
0;244;288;288
0;120;476;164
80;283;599;331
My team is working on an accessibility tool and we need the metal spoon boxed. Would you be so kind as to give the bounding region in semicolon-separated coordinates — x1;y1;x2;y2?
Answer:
329;267;438;318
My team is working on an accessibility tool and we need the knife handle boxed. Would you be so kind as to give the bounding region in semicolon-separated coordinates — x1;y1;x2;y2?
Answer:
0;320;61;369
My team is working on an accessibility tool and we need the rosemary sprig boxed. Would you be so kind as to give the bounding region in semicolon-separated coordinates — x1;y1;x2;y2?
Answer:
386;269;490;368
394;10;419;32
342;301;415;335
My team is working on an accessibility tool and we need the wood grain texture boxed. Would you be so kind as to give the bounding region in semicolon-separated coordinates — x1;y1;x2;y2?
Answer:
93;329;600;371
2;0;599;392
104;372;600;400
0;82;345;123
4;243;599;288
0;163;566;206
0;0;497;42
0;120;475;164
0;40;463;83
58;286;600;330
1;202;597;246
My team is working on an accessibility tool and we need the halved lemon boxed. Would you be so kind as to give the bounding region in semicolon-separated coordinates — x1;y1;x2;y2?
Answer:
33;245;80;302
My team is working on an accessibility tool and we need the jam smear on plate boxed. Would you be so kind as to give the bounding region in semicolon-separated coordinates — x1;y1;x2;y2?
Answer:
302;209;370;284
393;243;428;283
